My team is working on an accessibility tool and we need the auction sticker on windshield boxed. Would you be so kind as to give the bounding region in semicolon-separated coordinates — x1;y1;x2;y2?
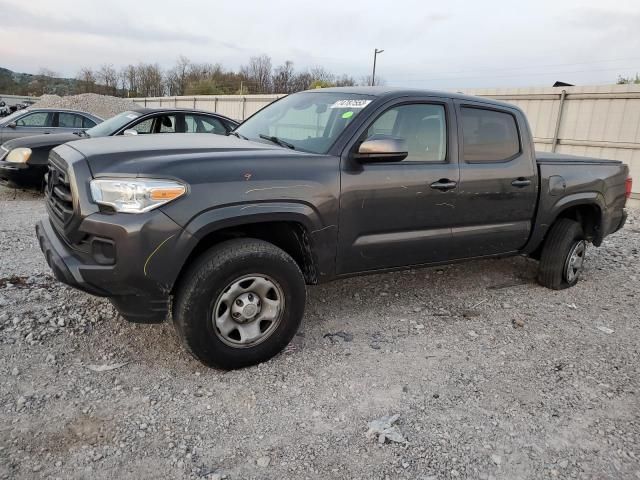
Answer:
330;99;372;109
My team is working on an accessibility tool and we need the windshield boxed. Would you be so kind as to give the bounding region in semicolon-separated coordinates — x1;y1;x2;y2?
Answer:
235;92;375;154
86;111;141;137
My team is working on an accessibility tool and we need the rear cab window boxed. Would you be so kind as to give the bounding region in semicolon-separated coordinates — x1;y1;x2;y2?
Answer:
461;107;520;162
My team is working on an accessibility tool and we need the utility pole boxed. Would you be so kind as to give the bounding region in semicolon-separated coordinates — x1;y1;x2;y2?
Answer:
371;48;384;86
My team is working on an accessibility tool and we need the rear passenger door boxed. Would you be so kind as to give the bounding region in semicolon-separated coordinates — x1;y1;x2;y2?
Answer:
450;101;538;258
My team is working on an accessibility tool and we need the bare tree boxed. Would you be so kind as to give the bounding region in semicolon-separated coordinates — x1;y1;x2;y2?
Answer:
49;55;367;98
166;55;192;96
241;55;272;93
97;64;119;95
77;67;97;93
137;63;165;97
359;75;385;87
290;71;314;92
119;65;139;97
30;68;59;95
272;61;295;94
309;66;334;85
335;74;356;87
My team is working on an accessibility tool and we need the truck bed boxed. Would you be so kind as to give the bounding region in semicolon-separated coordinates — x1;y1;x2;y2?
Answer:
536;151;623;165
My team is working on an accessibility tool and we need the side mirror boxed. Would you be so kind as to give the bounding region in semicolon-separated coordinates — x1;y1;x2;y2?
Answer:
354;135;408;163
123;129;138;136
7;122;16;129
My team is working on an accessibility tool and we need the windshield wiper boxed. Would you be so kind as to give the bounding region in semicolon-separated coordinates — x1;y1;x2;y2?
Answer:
73;131;89;137
259;134;295;150
228;131;248;140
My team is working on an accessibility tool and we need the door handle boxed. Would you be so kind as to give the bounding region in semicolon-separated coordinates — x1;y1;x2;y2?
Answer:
511;178;531;188
430;179;457;191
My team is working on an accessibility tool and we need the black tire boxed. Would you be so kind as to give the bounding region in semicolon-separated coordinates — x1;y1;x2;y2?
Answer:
173;238;306;369
537;218;587;290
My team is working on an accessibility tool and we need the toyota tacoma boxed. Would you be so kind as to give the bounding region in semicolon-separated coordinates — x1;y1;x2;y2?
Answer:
36;87;631;369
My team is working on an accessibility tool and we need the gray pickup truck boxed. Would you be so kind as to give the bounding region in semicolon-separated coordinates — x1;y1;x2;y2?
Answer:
36;87;631;369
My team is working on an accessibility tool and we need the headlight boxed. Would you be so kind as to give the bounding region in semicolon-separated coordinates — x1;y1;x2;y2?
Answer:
6;147;32;163
89;178;186;213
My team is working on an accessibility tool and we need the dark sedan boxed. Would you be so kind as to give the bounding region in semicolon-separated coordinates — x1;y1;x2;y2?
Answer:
0;108;239;188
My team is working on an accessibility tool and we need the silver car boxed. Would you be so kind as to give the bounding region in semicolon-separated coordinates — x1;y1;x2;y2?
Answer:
0;108;103;144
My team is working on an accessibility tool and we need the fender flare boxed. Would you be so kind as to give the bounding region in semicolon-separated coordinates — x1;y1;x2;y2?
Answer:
183;201;324;239
524;191;605;253
167;201;336;290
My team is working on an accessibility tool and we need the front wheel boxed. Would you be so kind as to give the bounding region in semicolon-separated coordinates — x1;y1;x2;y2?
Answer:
173;238;306;369
537;218;587;290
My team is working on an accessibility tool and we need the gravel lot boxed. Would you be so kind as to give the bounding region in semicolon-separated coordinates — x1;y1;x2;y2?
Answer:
1;185;639;480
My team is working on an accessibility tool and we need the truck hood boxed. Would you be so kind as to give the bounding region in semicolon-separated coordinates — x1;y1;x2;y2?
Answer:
3;132;81;150
63;133;308;176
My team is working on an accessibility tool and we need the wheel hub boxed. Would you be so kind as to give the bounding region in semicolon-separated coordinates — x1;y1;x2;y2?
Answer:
565;240;586;283
212;275;284;348
231;292;261;322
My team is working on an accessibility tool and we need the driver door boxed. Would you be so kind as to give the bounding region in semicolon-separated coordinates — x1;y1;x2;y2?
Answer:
3;111;54;142
337;98;461;274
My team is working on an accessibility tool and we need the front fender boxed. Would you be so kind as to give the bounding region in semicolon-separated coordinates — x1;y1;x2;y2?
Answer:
183;201;323;238
167;201;337;287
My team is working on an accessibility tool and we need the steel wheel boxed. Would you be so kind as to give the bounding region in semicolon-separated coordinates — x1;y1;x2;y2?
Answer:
564;240;586;283
212;274;284;348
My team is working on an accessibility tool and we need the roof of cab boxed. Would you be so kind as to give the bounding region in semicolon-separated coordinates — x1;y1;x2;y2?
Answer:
299;86;521;111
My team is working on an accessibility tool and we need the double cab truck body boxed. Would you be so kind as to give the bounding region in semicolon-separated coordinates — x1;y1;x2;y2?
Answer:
36;88;631;368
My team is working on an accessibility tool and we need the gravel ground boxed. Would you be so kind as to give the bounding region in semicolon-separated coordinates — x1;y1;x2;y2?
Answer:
34;94;140;120
1;185;639;480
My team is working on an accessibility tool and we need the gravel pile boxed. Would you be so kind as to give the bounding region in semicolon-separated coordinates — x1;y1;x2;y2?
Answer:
33;93;140;120
1;186;639;479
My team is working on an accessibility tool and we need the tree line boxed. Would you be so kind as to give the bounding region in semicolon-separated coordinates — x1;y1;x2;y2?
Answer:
5;55;384;97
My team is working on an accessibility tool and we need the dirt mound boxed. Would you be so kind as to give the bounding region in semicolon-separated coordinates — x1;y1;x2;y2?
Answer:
33;93;140;120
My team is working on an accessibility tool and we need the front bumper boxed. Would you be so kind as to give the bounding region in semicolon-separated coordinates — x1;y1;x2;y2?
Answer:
36;217;102;295
0;162;46;188
36;207;194;323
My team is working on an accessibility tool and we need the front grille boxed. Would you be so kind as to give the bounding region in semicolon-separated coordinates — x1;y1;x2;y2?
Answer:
45;153;74;227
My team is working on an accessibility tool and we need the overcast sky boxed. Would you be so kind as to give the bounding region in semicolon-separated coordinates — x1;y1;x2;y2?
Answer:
2;0;639;89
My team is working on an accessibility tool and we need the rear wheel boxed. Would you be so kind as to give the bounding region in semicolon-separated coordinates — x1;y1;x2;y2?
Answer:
173;238;306;369
537;218;587;290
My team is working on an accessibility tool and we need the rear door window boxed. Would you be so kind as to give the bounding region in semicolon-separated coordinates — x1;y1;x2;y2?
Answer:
461;107;520;162
184;114;228;134
58;113;84;128
82;116;97;128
